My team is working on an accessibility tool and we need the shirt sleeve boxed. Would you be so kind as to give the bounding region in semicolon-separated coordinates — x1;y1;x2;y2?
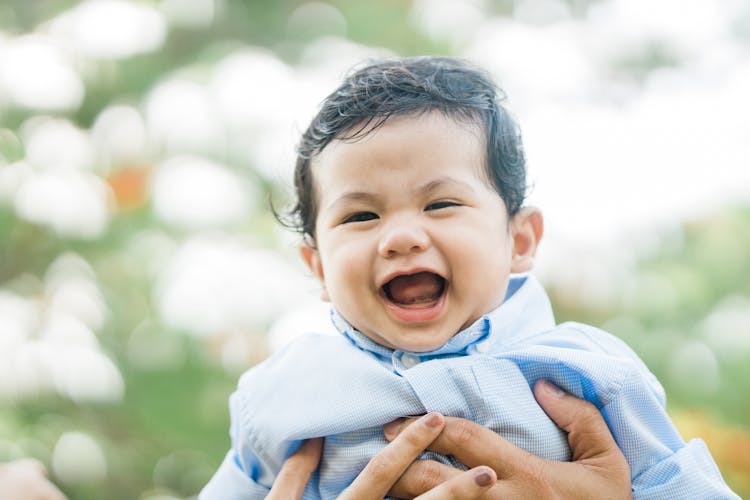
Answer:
631;439;740;499
198;451;269;500
601;365;739;499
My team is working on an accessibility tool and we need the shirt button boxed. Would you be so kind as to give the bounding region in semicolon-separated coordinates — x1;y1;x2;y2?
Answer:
401;353;421;369
475;340;491;353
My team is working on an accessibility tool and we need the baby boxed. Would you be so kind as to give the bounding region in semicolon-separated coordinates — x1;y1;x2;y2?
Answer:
200;56;737;499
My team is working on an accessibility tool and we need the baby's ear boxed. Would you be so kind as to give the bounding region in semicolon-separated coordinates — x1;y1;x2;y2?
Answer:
300;242;330;302
510;207;544;273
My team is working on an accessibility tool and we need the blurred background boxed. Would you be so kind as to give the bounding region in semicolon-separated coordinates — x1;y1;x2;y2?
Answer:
0;0;748;498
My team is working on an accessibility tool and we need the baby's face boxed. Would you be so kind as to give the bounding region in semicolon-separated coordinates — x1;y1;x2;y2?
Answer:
302;111;537;352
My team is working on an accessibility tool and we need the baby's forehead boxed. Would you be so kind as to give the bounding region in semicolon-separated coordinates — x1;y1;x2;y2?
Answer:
310;120;497;207
316;112;486;162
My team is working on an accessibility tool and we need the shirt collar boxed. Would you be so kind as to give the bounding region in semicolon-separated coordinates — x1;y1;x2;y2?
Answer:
329;274;556;360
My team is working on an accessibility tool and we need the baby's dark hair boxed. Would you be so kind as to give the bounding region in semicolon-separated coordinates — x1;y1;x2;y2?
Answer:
286;56;527;240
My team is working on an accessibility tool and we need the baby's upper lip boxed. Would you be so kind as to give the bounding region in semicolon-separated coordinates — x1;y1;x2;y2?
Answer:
378;267;446;290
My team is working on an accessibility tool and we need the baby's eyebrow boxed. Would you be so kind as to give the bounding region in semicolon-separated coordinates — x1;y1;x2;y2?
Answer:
326;191;378;211
326;177;475;211
417;176;476;195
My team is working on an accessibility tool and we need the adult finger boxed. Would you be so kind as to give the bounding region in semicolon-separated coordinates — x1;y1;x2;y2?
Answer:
533;380;626;463
267;438;324;500
340;412;445;500
415;466;497;499
12;458;49;477
388;459;497;500
385;415;534;479
35;480;68;500
0;459;67;500
387;459;462;498
533;379;631;489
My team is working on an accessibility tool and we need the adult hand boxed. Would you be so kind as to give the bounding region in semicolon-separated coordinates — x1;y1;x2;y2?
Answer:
385;380;632;499
267;437;324;500
0;459;67;500
267;413;497;500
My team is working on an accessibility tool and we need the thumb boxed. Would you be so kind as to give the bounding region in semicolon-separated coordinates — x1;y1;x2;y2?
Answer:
267;438;324;500
533;380;622;463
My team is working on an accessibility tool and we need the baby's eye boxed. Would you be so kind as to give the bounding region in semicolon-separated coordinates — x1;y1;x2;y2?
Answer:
342;212;378;224
425;201;461;211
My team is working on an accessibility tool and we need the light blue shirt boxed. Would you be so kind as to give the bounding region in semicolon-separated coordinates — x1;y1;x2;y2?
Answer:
201;275;738;499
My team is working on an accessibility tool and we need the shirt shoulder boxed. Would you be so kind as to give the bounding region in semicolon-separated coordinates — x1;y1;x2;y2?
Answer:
230;332;417;439
236;332;353;388
502;321;666;407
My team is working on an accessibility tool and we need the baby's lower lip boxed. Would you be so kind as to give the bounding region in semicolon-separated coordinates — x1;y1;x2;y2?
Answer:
381;287;447;323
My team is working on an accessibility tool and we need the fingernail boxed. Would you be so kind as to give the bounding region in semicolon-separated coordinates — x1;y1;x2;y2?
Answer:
474;468;494;487
423;412;442;428
540;379;565;398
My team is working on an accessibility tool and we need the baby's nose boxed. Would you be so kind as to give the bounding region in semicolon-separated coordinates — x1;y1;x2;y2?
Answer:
377;218;430;257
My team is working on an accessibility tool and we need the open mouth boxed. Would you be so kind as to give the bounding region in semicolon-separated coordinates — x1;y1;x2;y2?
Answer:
381;271;447;308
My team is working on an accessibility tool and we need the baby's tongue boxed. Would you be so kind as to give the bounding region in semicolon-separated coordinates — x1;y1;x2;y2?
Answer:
386;272;443;305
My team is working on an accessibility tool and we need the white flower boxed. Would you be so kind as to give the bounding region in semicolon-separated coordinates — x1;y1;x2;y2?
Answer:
49;0;166;59
151;155;253;230
0;35;83;111
156;235;309;336
22;117;94;171
15;171;112;238
52;432;107;484
209;49;294;130
91;105;149;170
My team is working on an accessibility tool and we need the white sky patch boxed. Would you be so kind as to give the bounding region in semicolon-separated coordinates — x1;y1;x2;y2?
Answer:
49;0;166;60
14;171;112;239
0;35;83;111
587;0;732;58
451;5;750;280
151;155;252;230
521;56;750;252
464;19;596;105
155;235;310;337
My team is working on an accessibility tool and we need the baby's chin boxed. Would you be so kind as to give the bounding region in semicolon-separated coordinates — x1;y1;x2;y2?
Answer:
374;331;457;354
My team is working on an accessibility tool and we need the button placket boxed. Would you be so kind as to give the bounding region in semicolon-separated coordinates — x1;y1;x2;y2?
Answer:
401;353;420;369
475;340;491;353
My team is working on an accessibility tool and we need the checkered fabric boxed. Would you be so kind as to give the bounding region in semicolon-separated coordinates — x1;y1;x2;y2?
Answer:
200;275;738;499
